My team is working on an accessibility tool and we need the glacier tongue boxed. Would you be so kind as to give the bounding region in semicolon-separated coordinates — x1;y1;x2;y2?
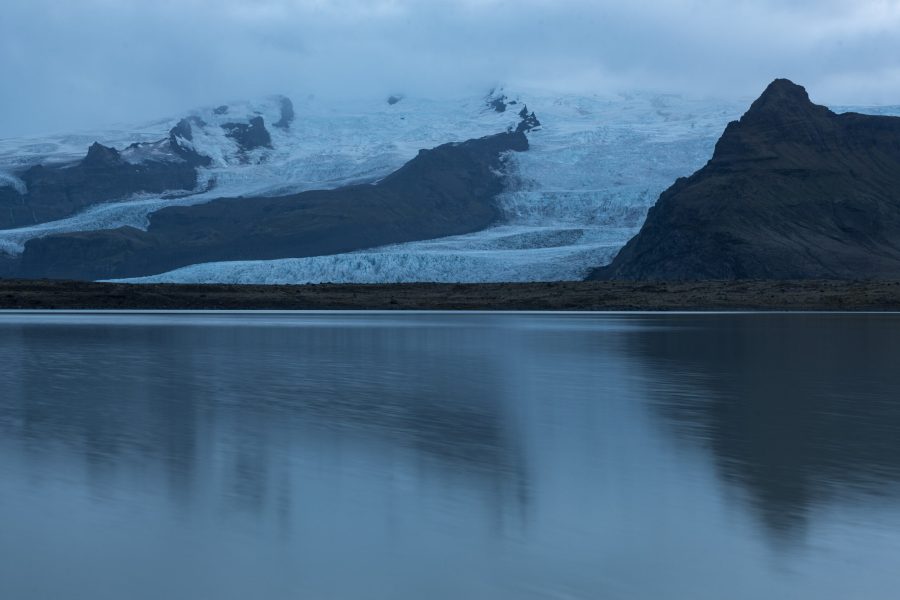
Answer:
118;225;633;285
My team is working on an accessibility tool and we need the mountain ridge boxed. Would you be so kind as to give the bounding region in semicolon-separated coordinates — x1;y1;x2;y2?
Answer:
591;79;900;281
15;130;529;280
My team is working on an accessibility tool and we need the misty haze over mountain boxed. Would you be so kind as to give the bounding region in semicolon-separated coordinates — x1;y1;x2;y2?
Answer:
4;0;900;137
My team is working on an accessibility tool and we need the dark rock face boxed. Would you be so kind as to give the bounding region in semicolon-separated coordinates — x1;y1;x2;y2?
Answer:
167;117;212;166
515;105;541;133
222;116;272;152
486;89;509;113
82;142;123;167
0;106;287;232
273;96;295;129
19;131;529;280
592;79;900;281
169;117;200;142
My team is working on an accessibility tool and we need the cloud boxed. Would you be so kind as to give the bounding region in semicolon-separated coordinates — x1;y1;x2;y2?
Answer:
2;0;899;136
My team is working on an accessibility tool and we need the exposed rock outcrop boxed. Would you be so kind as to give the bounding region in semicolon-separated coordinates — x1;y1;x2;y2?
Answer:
82;142;122;168
515;105;541;133
169;117;197;142
486;89;509;113
162;117;213;166
591;79;900;281
222;116;272;153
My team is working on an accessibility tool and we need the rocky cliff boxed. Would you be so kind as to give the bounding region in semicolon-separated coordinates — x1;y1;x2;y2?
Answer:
592;79;900;280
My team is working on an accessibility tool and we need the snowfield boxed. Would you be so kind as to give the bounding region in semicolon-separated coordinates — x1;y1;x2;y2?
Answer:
2;91;897;283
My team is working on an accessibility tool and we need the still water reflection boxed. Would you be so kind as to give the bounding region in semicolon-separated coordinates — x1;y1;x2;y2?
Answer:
1;312;899;599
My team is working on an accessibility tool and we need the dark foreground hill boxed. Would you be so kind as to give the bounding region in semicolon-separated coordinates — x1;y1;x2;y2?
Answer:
592;79;900;280
12;131;527;280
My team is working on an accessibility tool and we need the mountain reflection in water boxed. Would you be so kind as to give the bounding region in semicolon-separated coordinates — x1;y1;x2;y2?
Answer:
1;312;899;600
628;315;900;540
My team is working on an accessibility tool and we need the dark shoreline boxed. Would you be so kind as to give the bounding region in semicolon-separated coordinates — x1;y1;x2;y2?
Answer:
2;279;900;311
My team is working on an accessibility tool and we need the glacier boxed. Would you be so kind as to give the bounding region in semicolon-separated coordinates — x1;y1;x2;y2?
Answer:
3;91;898;283
115;91;749;284
0;94;521;255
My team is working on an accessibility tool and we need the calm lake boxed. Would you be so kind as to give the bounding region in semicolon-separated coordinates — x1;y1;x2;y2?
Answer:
1;312;900;599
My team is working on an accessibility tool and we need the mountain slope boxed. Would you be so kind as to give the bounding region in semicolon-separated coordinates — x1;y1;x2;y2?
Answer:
0;103;291;230
592;79;900;280
17;131;527;280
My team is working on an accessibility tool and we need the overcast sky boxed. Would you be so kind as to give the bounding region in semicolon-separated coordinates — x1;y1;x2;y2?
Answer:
3;0;900;136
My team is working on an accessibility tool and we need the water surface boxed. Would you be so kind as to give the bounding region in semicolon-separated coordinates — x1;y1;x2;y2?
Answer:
1;312;900;599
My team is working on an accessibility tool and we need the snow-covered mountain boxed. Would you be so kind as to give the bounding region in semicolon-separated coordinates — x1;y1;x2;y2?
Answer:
2;90;896;283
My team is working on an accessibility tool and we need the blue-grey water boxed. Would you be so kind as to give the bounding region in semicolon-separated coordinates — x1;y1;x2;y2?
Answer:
2;312;900;600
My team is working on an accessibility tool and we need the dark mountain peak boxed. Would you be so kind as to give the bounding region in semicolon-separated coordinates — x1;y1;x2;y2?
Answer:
710;79;837;165
751;79;811;109
737;78;832;127
82;143;122;168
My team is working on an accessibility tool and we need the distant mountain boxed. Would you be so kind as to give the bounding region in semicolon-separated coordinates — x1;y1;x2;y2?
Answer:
592;79;900;280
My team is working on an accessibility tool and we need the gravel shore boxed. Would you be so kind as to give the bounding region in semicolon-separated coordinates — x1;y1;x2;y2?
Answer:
2;279;900;311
